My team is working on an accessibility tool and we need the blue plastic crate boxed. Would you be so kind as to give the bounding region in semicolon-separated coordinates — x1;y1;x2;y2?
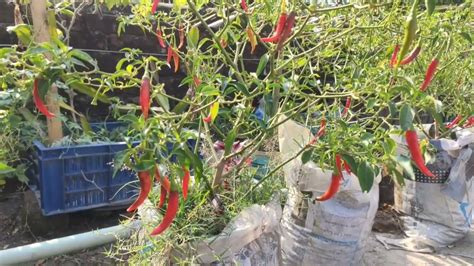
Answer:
29;122;199;216
30;139;137;216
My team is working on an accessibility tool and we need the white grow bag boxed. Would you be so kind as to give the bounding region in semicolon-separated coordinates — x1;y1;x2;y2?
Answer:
278;116;380;265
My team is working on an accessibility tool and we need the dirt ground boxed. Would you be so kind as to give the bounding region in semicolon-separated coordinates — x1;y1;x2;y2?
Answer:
0;181;126;265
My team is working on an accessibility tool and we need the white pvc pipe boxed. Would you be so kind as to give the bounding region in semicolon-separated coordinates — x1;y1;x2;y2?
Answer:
0;221;140;265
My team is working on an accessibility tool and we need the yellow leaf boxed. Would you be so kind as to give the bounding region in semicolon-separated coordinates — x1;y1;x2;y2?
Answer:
174;0;187;9
210;102;219;122
246;27;257;54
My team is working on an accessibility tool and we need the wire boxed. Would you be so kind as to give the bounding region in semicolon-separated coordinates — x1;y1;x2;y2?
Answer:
0;44;261;61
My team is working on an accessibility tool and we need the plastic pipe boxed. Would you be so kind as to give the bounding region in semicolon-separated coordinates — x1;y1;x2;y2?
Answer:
0;221;140;265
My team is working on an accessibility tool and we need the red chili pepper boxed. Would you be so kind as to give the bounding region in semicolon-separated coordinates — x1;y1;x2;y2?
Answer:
389;44;400;68
172;48;179;73
166;46;172;65
399;46;421;65
203;115;212;124
151;0;160;14
463;116;474;128
420;58;439;92
276;12;296;52
343;160;352;175
446;115;462;129
156;28;166;48
182;166;190;199
158;185;167;208
261;13;287;43
150;190;179;235
342;97;351;118
309;118;326;145
315;154;343;201
405;130;435;178
240;0;249;12
178;24;185;49
127;171;152;212
33;79;55;119
140;76;151;120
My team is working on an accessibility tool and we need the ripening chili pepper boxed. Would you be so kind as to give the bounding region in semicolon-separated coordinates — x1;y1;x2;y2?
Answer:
172;49;179;73
309;118;326;145
127;171;152;212
405;130;435;178
178;24;185;49
420;58;439;92
166;46;172;65
261;13;287;43
140;76;151;120
397;0;418;65
33;79;55;119
181;166;190;199
156;28;166;48
315;154;343;201
203;115;212;123
399;46;421;65
276;11;296;52
193;75;202;87
389;44;400;68
342;97;351;118
158;185;167;208
151;190;179;236
240;0;248;12
446;115;462;129
220;38;228;48
155;168;170;192
151;0;160;14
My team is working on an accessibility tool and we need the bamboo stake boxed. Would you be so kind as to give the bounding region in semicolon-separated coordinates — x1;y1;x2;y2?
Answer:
31;0;63;143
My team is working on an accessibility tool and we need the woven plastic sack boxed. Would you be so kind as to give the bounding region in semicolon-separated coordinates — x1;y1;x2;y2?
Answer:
391;127;474;250
137;195;282;265
278;116;380;265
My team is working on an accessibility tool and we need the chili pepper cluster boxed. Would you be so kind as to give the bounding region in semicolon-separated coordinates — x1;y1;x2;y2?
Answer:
127;166;190;236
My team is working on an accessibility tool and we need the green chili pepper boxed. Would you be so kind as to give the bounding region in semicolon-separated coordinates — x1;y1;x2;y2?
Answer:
398;0;419;66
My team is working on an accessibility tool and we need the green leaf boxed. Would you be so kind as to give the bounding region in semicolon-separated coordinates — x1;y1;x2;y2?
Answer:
157;94;170;112
113;151;129;177
224;129;237;155
425;0;435;16
400;104;414;131
356;161;375;192
68;49;97;67
7;24;32;46
341;154;358;177
392;168;405;186
256;54;269;76
301;149;313;164
68;79;111;104
382;138;396;156
394;155;415;180
0;162;15;175
388;102;398;118
198;85;220;96
80;116;92;136
459;32;472;44
367;98;376;110
188;26;200;48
